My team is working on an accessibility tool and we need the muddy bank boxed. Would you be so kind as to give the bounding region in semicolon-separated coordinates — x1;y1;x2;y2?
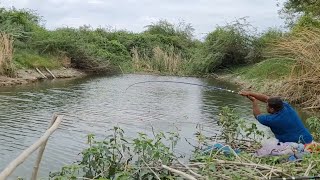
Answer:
0;68;86;87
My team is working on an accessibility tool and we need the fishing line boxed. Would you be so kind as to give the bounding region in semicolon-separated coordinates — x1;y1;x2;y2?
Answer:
125;80;237;94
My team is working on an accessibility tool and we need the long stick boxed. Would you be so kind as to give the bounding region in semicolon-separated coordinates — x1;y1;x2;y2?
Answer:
177;160;203;178
45;67;56;79
36;68;47;79
162;165;197;180
0;115;63;179
31;114;58;180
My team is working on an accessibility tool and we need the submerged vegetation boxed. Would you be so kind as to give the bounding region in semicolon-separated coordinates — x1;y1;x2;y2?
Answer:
49;107;320;180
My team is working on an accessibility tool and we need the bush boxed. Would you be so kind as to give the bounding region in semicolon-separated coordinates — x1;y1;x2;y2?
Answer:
247;28;284;63
189;20;254;74
14;49;62;69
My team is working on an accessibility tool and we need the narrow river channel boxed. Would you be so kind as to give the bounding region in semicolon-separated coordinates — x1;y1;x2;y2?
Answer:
0;74;312;179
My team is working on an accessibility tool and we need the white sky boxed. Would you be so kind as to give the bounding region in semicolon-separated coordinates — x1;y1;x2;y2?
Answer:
1;0;286;39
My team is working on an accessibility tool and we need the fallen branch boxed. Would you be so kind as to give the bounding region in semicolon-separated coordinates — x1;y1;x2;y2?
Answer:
162;165;197;180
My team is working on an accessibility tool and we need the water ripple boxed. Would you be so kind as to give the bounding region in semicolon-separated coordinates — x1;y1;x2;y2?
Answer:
0;74;256;179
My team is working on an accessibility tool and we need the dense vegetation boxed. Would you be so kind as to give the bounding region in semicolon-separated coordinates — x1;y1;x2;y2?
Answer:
1;1;320;179
0;8;281;76
49;108;320;180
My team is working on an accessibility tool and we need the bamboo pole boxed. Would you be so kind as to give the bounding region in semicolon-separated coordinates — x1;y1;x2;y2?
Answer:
35;68;47;79
30;114;58;180
0;115;63;180
162;165;197;180
45;67;56;79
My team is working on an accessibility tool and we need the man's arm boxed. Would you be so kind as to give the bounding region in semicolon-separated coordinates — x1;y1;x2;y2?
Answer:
239;91;269;103
248;96;262;117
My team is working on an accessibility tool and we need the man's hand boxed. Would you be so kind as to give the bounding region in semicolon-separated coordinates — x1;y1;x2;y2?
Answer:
247;96;256;102
239;91;269;103
238;91;251;97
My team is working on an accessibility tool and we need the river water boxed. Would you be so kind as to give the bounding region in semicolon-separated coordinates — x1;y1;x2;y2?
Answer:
0;74;311;179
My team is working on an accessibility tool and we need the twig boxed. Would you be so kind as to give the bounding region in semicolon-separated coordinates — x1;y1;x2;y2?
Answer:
304;162;315;177
177;159;204;179
142;159;160;180
188;160;284;173
35;68;47;79
162;165;197;180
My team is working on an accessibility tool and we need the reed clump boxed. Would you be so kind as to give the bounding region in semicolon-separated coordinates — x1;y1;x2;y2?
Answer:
131;46;184;75
268;28;320;110
0;33;15;77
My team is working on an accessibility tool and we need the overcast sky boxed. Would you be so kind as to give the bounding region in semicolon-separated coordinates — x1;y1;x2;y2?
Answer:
1;0;285;39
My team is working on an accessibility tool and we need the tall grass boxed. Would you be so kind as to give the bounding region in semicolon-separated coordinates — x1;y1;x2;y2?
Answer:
13;50;62;69
131;46;184;75
268;28;320;110
0;33;15;77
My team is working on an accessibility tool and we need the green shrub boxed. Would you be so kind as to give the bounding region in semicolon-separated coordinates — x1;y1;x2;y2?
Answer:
14;49;62;69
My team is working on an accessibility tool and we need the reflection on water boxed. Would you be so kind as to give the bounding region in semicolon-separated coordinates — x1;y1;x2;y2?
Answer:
0;74;313;179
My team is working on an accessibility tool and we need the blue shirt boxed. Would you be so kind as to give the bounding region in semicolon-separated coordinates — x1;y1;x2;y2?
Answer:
257;102;313;144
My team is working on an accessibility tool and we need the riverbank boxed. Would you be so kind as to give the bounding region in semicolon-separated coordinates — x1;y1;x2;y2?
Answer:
0;68;86;87
216;58;294;97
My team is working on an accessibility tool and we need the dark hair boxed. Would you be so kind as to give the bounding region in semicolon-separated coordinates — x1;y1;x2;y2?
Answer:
267;97;284;112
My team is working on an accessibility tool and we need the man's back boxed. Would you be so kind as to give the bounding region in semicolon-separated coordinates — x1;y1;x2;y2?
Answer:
257;102;313;144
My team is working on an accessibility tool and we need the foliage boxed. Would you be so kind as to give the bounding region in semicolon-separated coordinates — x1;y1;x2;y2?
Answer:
145;20;194;41
267;28;320;109
247;28;284;63
280;0;320;27
291;15;320;32
49;107;320;180
50;127;180;180
0;7;40;38
131;46;186;75
190;19;255;74
14;49;62;69
282;0;320;17
218;106;265;144
306;116;320;141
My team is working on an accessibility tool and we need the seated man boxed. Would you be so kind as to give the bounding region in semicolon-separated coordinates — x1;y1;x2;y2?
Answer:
239;91;313;144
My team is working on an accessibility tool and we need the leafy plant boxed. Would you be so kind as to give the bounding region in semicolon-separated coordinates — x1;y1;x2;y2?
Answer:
50;127;180;179
218;106;265;144
306;116;320;141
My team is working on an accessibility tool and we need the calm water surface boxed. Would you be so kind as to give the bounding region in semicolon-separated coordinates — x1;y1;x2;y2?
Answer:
0;74;312;179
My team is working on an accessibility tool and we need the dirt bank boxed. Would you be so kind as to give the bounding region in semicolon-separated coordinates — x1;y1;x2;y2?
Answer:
0;68;86;87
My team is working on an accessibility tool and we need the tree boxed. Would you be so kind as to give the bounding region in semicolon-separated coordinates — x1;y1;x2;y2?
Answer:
279;0;320;26
144;20;194;40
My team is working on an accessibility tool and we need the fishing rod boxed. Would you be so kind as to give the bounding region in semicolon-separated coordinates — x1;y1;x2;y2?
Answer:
271;176;320;180
125;80;237;94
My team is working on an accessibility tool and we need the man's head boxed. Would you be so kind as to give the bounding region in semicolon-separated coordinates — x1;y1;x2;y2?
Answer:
267;97;284;114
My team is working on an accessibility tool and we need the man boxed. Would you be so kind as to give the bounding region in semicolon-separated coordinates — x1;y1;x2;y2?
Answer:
239;91;313;144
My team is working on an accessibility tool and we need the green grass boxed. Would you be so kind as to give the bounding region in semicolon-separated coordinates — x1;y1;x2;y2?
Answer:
13;50;63;69
232;58;295;81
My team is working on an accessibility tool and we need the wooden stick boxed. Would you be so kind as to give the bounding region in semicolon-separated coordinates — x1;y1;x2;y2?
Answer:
142;159;160;180
162;165;197;180
188;160;283;173
177;159;203;179
304;163;315;177
35;68;47;79
45;67;56;79
0;115;63;179
31;114;58;180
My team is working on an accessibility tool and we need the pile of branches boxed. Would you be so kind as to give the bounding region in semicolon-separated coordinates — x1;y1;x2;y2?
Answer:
268;28;320;110
164;138;319;180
